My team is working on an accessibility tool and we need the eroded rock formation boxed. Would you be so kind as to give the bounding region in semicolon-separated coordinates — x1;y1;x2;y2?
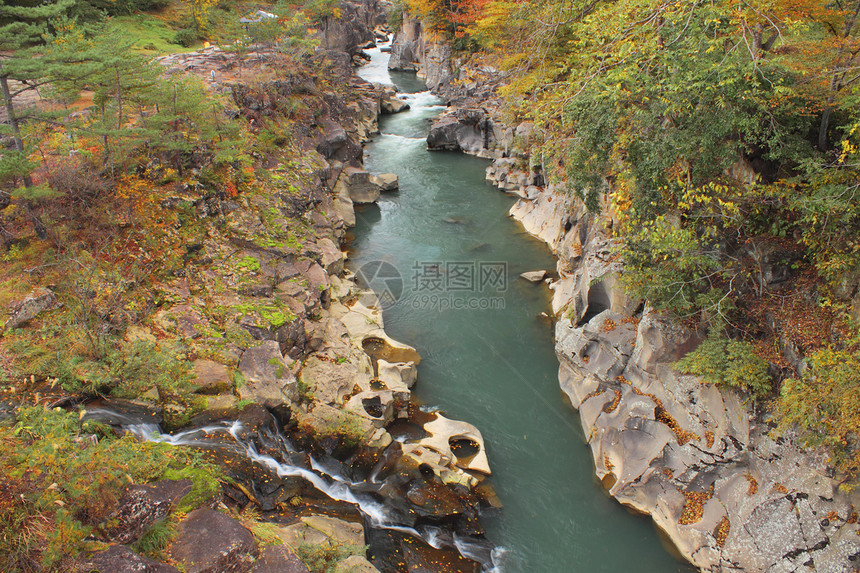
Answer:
393;11;860;567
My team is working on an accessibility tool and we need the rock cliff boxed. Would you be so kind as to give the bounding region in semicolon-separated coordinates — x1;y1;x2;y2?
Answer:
393;13;860;571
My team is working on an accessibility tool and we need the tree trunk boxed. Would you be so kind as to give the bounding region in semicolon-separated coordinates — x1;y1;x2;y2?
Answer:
115;67;123;130
819;98;834;151
0;68;34;188
819;1;860;151
1;67;47;239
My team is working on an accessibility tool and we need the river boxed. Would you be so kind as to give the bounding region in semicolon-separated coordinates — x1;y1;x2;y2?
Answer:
353;42;696;572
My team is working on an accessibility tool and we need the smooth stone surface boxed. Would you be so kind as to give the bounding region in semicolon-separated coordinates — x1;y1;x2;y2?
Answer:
370;172;399;191
75;545;179;573
249;545;310;573
343;167;381;203
192;359;232;395
519;270;547;282
169;508;257;573
334;555;380;572
277;514;365;550
237;341;298;407
420;414;491;475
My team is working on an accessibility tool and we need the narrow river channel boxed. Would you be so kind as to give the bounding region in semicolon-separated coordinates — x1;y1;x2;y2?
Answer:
352;44;696;573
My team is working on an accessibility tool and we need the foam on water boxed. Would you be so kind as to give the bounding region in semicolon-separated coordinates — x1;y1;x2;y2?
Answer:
356;36;394;86
402;90;445;109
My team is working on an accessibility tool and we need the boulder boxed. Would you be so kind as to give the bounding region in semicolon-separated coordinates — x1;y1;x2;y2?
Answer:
420;41;455;92
427;109;492;155
237;341;298;406
299;352;368;402
106;479;192;544
377;359;417;391
370;173;399;192
519;270;547;283
315;0;379;55
344;390;397;426
169;508;258;573
297;259;331;294
276;514;365;549
295;402;379;446
249;545;309;573
334;555;379;572
342;168;381;204
508;186;574;252
75;545;179;573
555;312;637;382
404;477;470;520
426;116;469;152
630;309;699;374
419;414;491;475
315;119;362;164
315;238;345;276
192;360;232;395
380;95;409;114
5;287;58;329
388;20;421;71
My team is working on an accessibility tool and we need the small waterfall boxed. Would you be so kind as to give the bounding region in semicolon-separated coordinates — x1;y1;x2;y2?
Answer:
402;90;446;110
357;35;394;85
86;407;498;571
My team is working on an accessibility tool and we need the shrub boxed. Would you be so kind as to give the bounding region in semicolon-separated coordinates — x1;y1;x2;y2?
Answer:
296;540;367;573
777;348;860;484
675;333;772;398
6;329;195;404
101;0;170;15
172;27;199;47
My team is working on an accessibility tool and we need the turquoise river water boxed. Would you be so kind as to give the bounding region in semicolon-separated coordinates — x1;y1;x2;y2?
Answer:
352;44;696;573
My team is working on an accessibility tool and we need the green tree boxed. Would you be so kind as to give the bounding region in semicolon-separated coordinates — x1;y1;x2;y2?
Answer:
45;23;161;170
675;333;772;399
0;0;74;237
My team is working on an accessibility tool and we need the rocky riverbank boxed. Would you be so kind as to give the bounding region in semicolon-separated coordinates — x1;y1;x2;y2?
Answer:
1;4;499;572
389;12;860;572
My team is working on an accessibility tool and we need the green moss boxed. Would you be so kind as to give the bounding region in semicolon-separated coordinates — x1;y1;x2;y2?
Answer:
163;465;223;512
237;255;262;273
233;301;296;329
231;369;247;389
296;376;315;402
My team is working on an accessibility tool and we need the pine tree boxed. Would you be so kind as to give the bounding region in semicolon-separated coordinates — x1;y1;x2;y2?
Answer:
0;0;75;236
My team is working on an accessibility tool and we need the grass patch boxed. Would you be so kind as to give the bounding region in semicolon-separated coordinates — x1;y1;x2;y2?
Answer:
109;14;200;54
0;407;223;570
296;540;367;573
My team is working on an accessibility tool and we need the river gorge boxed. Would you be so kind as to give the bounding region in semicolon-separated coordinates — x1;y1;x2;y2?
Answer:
4;2;860;571
351;40;695;573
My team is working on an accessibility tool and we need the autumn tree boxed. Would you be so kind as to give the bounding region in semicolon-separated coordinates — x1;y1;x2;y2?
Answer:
404;0;488;41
